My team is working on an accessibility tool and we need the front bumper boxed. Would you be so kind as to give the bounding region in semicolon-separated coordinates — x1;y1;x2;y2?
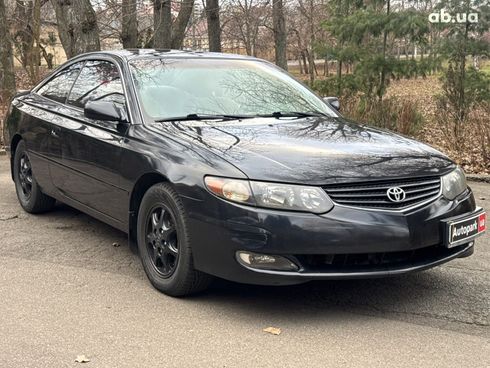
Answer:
184;188;479;285
234;242;474;280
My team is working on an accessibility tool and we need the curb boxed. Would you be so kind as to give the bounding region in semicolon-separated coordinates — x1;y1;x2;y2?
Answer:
467;175;490;184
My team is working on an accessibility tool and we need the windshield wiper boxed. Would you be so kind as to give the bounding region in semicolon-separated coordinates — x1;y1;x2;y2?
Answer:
154;111;328;123
155;113;253;123
256;111;328;119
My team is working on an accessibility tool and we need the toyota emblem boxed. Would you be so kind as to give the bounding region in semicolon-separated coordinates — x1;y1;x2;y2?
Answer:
386;187;406;202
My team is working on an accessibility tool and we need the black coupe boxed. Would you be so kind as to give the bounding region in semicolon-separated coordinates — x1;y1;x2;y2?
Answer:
3;50;486;296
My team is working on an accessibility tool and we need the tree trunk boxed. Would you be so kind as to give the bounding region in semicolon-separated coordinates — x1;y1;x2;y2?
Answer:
244;40;252;56
272;0;287;70
153;0;172;48
51;0;100;58
0;0;16;103
377;0;390;101
301;51;307;75
306;49;315;84
298;54;304;74
122;0;138;48
308;0;315;83
171;0;195;49
336;59;342;96
205;0;221;52
39;44;54;69
32;0;41;81
458;22;469;124
14;0;41;83
14;1;34;70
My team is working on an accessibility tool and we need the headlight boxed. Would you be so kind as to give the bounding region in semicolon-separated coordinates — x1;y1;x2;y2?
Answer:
204;176;333;214
442;166;467;200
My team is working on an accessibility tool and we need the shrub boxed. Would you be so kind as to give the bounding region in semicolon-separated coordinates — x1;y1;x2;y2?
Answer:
436;65;490;148
352;98;425;136
312;75;360;100
311;88;426;137
473;103;490;167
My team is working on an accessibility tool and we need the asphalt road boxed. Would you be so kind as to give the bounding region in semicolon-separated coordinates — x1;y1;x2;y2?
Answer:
0;155;489;368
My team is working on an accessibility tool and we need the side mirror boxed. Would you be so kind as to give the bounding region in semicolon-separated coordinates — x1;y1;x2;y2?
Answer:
84;100;127;122
323;96;340;111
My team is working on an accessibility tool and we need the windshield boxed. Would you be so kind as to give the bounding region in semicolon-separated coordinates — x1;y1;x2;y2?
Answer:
129;58;336;120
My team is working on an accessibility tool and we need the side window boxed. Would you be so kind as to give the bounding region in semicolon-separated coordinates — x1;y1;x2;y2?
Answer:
67;60;126;109
37;62;84;103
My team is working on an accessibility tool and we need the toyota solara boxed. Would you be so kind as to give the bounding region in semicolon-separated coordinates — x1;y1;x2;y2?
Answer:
3;50;486;296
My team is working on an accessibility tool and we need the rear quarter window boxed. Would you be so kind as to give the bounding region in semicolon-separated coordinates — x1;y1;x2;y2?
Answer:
66;60;125;109
37;62;84;103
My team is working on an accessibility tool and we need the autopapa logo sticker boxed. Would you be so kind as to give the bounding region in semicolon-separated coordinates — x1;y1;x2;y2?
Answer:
452;220;478;241
428;9;479;23
478;213;486;232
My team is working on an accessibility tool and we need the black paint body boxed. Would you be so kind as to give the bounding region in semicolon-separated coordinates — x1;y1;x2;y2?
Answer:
3;50;477;285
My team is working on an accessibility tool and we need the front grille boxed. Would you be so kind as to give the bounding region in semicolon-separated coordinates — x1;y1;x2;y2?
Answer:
322;176;441;210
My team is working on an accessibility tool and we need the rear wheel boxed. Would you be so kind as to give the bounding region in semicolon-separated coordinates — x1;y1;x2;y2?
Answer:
137;183;213;296
13;140;55;213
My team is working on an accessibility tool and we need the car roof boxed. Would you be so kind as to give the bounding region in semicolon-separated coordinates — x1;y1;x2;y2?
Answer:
77;49;261;62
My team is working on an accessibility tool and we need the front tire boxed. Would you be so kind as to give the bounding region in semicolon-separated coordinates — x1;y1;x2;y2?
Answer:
13;140;56;213
137;183;213;296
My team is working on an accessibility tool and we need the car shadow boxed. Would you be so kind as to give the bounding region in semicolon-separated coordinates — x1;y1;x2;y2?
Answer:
198;271;446;316
186;270;486;335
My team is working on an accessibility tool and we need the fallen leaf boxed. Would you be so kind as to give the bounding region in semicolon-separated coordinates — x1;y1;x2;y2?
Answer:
263;326;281;335
112;242;120;247
75;355;90;363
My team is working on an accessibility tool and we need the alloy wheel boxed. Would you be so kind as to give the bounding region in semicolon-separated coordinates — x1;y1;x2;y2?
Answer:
18;153;33;199
146;205;179;278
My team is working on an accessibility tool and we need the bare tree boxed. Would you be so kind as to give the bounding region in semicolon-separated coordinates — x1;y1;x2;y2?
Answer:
51;0;100;58
122;0;138;48
171;0;195;48
0;0;16;102
154;0;195;49
298;0;316;84
32;0;41;80
13;1;34;70
272;0;287;70
153;0;172;48
206;0;221;52
291;0;329;83
10;1;55;82
222;0;269;56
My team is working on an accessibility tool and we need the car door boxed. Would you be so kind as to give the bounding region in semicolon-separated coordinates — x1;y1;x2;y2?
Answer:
49;59;129;223
19;61;84;195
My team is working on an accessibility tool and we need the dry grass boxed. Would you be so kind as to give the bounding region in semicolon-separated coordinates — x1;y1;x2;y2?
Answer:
386;76;489;175
386;76;442;119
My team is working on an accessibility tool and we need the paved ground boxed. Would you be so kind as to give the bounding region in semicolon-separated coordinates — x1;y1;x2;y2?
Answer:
0;155;488;368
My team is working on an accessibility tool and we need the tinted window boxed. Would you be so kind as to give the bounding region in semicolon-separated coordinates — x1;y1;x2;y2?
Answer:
129;58;336;119
67;60;125;109
37;62;83;103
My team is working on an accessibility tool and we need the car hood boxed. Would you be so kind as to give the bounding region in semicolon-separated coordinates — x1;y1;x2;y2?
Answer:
153;116;454;185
